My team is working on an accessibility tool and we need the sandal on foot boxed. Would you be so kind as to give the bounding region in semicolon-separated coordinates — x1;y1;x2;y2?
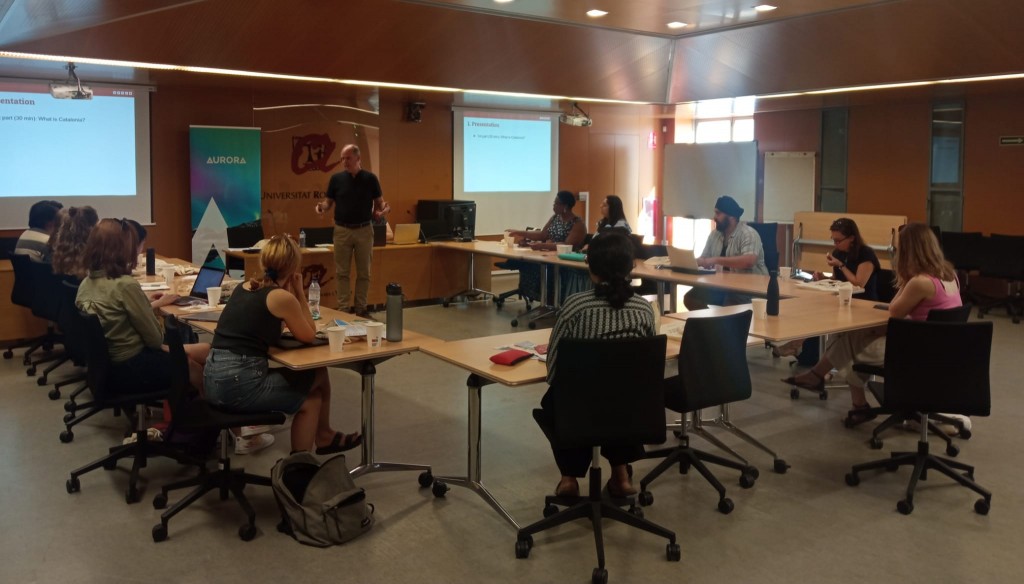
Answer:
844;403;877;426
315;431;362;455
555;478;579;498
605;480;637;498
781;370;824;392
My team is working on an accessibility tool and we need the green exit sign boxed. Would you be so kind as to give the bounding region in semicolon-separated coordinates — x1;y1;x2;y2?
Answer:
999;136;1024;145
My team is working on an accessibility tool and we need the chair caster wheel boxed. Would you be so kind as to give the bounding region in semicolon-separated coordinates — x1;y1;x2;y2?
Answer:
739;473;756;489
543;503;559;518
239;524;257;541
959;428;972;440
37;376;48;386
26;367;36;376
638;490;653;506
418;471;434;488
845;472;860;486
897;499;914;515
592;567;609;584
819;390;829;400
628;505;644;518
514;538;531;559
773;459;789;474
431;480;449;498
66;477;80;493
48;388;60;399
667;542;681;562
946;444;960;457
125;486;140;504
975;498;990;515
103;459;117;471
744;465;760;480
528;321;537;329
153;493;168;509
59;430;74;443
63;413;74;424
717;498;734;514
494;300;504;308
64;400;77;413
790;388;800;399
3;349;12;359
152;524;168;542
510;319;519;327
442;300;450;308
869;437;883;449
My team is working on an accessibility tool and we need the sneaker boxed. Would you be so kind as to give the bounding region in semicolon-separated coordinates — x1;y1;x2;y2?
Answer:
235;433;275;455
240;425;270;437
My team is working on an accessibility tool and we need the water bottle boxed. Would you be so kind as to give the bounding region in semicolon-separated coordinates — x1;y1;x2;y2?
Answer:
298;229;307;248
766;269;780;316
385;282;403;342
308;276;321;320
145;248;156;275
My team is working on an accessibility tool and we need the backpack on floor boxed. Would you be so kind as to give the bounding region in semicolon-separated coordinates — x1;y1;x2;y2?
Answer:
271;451;374;547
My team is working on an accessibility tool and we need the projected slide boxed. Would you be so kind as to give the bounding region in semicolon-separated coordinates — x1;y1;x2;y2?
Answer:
463;113;552;192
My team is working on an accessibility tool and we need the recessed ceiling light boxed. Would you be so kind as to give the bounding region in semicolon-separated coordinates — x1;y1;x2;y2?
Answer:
754;4;777;12
667;21;687;29
586;9;608;18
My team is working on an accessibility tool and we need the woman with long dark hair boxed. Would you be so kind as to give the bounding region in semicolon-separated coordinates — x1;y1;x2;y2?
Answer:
595;195;630;234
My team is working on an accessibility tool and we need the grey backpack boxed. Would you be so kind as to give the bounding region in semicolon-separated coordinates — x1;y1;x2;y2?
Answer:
272;451;374;547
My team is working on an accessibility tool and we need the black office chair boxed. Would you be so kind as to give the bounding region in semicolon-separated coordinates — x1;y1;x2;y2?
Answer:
151;316;286;542
27;260;72;385
0;236;18;260
748;222;779;271
5;254;59;364
43;275;87;399
846;304;974;448
974;234;1024;324
516;336;680;583
300;226;334;246
845;318;993;515
64;312;204;503
634;243;668;298
492;258;534;309
225;223;265;273
639;311;767;514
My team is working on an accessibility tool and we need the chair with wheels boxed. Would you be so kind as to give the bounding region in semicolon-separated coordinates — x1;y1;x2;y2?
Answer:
515;336;680;584
27;260;72;386
5;254;59;364
64;311;204;503
973;234;1024;324
44;276;87;400
846;304;974;447
748;222;779;272
844;318;993;515
151;316;286;542
639;311;784;514
491;258;534;310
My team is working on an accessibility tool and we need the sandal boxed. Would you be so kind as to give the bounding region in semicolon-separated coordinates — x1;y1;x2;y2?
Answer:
844;403;877;426
315;431;363;455
555;478;579;498
781;370;824;392
605;479;637;498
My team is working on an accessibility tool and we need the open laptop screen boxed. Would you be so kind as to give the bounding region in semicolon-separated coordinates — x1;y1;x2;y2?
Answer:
188;266;226;300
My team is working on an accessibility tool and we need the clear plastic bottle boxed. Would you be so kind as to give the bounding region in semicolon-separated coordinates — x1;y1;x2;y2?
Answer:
298;229;307;248
308;276;321;320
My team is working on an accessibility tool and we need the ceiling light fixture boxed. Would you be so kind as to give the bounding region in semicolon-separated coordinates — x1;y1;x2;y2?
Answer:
493;0;514;4
754;4;777;12
667;21;687;29
586;9;608;18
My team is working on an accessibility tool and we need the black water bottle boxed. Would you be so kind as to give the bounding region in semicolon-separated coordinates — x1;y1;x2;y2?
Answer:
145;247;156;276
385;282;403;342
766;269;780;316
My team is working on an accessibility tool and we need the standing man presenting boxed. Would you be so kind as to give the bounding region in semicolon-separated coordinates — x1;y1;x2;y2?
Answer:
315;144;386;317
684;195;767;310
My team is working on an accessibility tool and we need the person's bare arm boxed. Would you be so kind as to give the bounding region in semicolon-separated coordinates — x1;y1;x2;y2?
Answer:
267;273;317;343
888;275;934;319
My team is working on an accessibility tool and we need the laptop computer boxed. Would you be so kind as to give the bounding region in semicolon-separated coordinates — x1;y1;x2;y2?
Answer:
391;223;420;245
666;247;716;275
372;223;387;247
172;265;226;305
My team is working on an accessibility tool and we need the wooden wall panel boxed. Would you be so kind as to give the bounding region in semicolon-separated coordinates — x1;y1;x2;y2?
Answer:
962;94;1024;235
586;134;617;231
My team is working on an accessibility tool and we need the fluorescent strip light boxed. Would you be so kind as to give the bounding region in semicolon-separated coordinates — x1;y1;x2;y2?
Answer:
586;9;608;17
754;4;777;12
667;21;687;29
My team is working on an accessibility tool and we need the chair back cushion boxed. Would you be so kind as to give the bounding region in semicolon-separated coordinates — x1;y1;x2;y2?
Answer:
672;310;754;411
29;261;63;321
78;311;114;402
926;304;971;323
58;279;86;365
551;335;667;449
881;318;992;416
225;223;265;248
9;253;36;308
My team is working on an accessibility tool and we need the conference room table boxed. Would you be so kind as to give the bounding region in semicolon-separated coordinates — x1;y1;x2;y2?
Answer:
156;276;442;481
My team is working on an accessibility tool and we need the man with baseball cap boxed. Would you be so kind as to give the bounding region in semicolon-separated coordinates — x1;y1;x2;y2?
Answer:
684;195;768;310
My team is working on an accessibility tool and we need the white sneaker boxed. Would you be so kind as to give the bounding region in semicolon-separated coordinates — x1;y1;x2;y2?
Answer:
235;433;275;455
240;425;271;437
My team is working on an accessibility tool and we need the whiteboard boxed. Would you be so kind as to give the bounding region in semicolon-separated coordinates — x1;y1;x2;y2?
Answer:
662;142;757;219
763;151;815;223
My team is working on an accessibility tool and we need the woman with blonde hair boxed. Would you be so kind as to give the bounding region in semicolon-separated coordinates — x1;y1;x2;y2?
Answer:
204;235;361;454
49;206;99;279
783;223;962;424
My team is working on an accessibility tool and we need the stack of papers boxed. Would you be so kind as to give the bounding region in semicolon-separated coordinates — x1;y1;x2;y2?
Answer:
795;280;865;295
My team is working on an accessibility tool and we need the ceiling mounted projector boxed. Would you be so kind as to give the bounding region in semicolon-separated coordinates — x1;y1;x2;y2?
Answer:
50;62;93;100
558;101;592;127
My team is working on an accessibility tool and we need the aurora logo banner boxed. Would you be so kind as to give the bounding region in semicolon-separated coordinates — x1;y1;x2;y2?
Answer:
189;125;261;265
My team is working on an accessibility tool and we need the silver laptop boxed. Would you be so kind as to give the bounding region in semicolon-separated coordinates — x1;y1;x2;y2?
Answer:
172;265;226;305
666;247;715;275
391;223;420;245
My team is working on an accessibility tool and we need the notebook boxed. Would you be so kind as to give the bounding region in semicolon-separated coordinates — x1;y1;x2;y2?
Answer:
666;247;715;275
172;265;226;305
391;223;420;245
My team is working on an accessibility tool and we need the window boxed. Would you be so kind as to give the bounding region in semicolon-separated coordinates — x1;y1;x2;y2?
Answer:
676;96;756;145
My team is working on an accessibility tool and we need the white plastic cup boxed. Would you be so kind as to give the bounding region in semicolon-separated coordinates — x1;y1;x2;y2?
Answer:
206;287;222;307
779;266;792;278
161;266;176;287
751;298;768;320
503;234;514;248
556;244;572;255
364;322;385;348
838;283;854;307
326;325;347;352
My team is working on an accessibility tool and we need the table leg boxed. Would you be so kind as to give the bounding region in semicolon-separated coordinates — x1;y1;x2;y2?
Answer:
444;250;493;307
432;374;520;530
518;263;557;328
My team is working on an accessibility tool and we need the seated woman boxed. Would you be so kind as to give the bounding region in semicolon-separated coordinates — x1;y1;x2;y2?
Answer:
506;190;587;304
539;231;656;498
782;223;962;423
775;217;880;357
76;218;211;396
203;235;362;454
49;205;99;280
595;195;631;235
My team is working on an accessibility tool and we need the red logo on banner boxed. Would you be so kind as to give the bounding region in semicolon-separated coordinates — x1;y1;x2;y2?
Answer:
291;134;341;175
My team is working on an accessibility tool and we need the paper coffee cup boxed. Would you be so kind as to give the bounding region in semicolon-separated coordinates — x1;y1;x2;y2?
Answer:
161;266;177;287
206;287;222;307
779;266;792;278
838;283;853;307
751;298;768;319
364;321;385;348
326;325;347;352
556;244;572;254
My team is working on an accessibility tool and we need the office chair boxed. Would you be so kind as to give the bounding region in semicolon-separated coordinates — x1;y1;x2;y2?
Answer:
5;254;58;364
639;311;777;514
491;258;533;310
974;234;1024;324
516;336;680;584
225;223;265;273
748;222;779;271
27;260;72;385
151;316;286;542
300;226;334;246
845;318;993;515
41;275;87;400
846;305;974;448
64;312;204;503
